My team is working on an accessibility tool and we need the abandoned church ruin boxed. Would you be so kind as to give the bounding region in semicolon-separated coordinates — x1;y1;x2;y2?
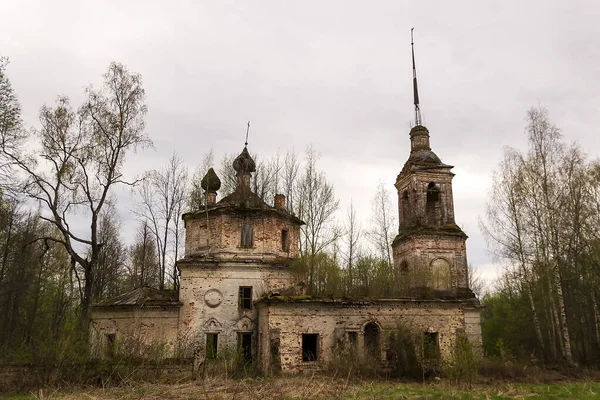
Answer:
90;42;483;373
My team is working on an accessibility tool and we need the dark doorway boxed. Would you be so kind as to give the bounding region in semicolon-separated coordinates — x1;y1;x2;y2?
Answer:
206;333;218;359
105;333;116;358
238;332;252;363
302;333;319;361
364;322;380;360
424;332;440;359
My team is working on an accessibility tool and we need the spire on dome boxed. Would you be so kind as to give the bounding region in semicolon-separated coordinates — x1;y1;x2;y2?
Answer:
411;28;422;126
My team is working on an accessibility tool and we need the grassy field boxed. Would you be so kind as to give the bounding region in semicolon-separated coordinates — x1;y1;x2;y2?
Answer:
3;377;600;400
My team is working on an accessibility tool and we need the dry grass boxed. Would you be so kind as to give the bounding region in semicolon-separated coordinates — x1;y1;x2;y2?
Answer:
8;376;600;400
24;376;359;400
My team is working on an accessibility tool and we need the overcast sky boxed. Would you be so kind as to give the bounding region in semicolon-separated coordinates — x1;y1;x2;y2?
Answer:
1;0;599;288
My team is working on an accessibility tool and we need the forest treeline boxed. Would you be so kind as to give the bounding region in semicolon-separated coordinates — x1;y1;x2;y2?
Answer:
481;108;600;366
0;58;598;367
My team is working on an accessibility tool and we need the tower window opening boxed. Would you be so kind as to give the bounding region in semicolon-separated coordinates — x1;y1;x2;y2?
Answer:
401;190;410;226
426;182;440;223
281;229;290;251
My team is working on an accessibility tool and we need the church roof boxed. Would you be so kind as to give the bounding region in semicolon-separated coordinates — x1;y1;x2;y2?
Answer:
400;125;452;174
92;287;181;309
183;197;304;225
217;186;270;208
182;145;304;226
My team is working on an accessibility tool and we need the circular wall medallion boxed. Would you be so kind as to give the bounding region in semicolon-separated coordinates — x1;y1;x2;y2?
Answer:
204;289;223;308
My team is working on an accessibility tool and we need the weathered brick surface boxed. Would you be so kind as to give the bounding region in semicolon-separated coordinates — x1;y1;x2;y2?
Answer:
393;129;470;294
90;308;179;356
396;171;457;229
184;212;300;260
178;263;294;354
256;300;481;374
178;204;301;356
393;235;469;289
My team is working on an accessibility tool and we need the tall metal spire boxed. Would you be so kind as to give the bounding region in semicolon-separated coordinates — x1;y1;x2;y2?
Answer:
411;28;422;126
245;121;250;147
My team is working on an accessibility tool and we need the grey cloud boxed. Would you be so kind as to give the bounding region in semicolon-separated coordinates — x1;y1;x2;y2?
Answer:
2;0;599;287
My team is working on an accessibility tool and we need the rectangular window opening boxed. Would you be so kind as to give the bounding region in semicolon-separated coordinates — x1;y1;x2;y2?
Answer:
423;332;440;359
281;229;290;252
302;333;319;362
239;286;253;310
270;336;281;370
105;333;116;357
241;223;254;247
347;331;358;355
238;332;252;363
348;331;358;347
206;333;218;359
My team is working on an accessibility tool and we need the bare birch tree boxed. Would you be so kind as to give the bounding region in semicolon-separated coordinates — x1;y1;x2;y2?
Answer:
342;200;361;293
296;147;340;293
479;106;600;364
92;205;126;299
0;62;150;326
135;152;187;289
125;220;161;290
0;57;24;187
368;181;396;267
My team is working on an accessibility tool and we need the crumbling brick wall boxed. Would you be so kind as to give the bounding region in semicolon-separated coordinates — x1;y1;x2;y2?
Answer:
178;264;295;358
256;299;482;374
90;308;179;358
184;212;300;260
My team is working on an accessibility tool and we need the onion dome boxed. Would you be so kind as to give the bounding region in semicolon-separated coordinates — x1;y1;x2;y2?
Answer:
200;168;221;192
233;147;256;174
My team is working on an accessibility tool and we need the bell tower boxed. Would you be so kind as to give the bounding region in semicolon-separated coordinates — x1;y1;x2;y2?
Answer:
392;30;471;298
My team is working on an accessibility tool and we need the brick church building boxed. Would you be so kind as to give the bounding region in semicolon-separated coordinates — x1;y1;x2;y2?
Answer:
90;41;483;373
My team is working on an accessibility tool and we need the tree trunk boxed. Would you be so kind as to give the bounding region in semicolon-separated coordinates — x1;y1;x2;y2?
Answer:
554;261;574;364
525;280;545;354
81;264;94;331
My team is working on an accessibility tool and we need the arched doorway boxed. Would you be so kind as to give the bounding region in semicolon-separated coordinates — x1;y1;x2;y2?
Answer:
364;322;380;360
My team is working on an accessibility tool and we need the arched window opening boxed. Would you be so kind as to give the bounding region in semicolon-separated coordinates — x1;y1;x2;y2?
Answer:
430;258;452;290
281;229;290;252
426;182;440;223
241;222;254;247
401;190;410;226
364;322;381;360
400;261;409;274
